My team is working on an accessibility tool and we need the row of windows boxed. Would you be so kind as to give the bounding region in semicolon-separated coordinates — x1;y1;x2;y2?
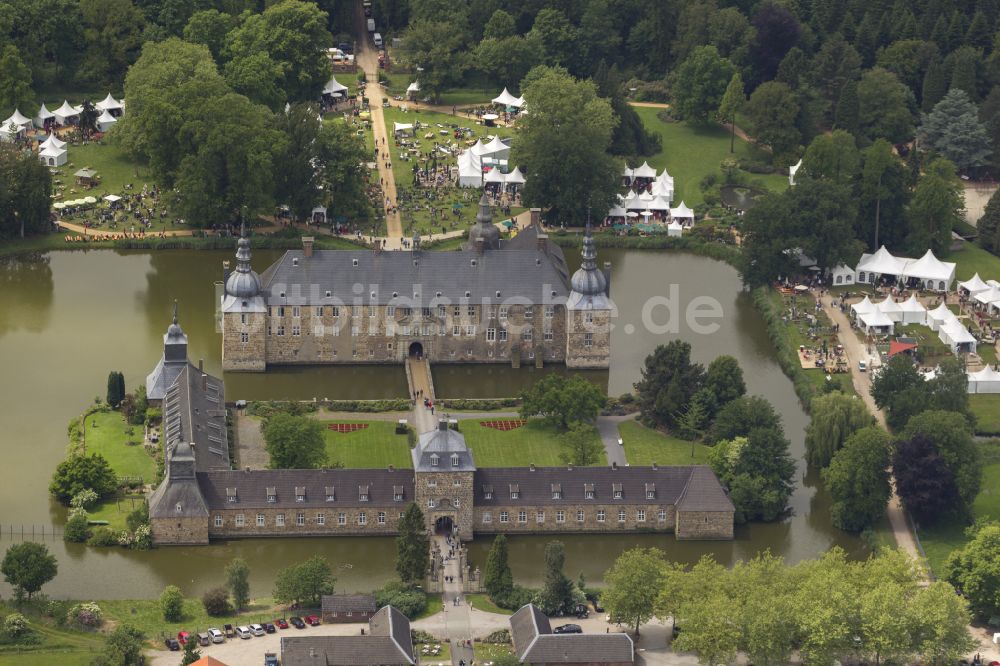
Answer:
242;328;590;347
481;509;666;524
218;512;394;528
267;305;558;319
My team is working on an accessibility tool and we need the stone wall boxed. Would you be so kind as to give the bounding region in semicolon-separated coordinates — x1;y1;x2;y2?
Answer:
151;516;210;545
413;470;475;540
206;506;404;538
675;511;734;540
222;312;266;371
565;309;612;369
471;504;676;534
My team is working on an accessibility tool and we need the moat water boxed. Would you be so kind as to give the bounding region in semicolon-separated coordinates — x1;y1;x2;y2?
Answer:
0;247;867;599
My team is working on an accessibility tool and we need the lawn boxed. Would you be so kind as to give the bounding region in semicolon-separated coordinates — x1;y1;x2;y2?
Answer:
414;594;443;620
474;641;516;662
0;602;105;666
101;597;280;645
381;71;495;106
465;594;513;615
633;106;789;207
970;394;1000;435
917;440;1000;576
618;420;710;466
948;243;1000;281
76;410;158;482
323;421;413;469
458;419;605;468
87;494;146;532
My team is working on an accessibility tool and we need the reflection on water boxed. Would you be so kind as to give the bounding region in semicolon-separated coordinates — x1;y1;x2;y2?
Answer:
0;248;864;599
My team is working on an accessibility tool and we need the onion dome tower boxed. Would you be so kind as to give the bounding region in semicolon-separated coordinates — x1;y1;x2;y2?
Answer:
468;193;500;251
225;223;261;298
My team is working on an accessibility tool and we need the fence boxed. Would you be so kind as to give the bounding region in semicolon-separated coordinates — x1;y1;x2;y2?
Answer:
0;524;64;540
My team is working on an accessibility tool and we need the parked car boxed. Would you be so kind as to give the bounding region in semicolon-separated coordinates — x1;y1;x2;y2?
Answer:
573;604;589;619
265;653;280;666
859;359;867;372
236;625;253;639
274;618;289;629
593;601;605;613
553;624;582;634
197;632;210;647
224;624;235;638
264;623;276;633
290;616;306;629
306;615;321;626
250;623;266;637
208;628;225;644
177;631;190;645
164;637;180;651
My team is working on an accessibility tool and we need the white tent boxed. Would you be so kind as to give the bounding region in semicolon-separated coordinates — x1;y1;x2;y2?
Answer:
456;150;483;187
2;110;31;135
483;168;505;184
323;76;348;96
648;195;671;211
607;205;626;217
789;158;802;185
856;245;908;283
903;249;956;291
0;121;22;141
53;100;80;125
651;178;673;202
927;302;958;331
33;103;55;129
96;109;117;132
481;135;509;158
95;93;123;113
876;297;904;322
38;145;67;167
850;296;876;316
622;165;633;180
492;87;522;107
857;310;895;335
623;192;646;210
898;294;927;325
831;264;855;286
959;273;991;295
670;201;694;224
632;161;657;179
973;286;1000;310
505;166;525;185
406;81;421;97
667;221;683;237
969;366;1000;394
468;139;489;157
103;194;122;203
392;122;414;136
939;319;976;354
40;133;67;151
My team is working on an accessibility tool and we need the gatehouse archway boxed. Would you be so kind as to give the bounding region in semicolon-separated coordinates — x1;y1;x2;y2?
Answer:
434;515;453;534
409;341;424;358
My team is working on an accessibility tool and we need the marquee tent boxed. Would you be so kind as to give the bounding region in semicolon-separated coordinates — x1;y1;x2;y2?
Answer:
856;245;908;282
456;150;483;187
607;205;626;218
53;100;80;125
670;201;694;224
857;310;895;335
504;166;525;186
903;249;956;291
392;122;414;136
831;264;855;286
927;302;958;331
481;136;509;158
938;319;976;354
484;168;505;184
0;121;23;141
968;366;1000;393
898;294;927;325
468;139;489;157
323;76;348;97
624;192;646;210
667;221;683;237
492;88;524;108
789;159;802;186
622;165;633;180
38;145;67;166
2;109;31;133
96;109;117;132
851;296;876;316
648;196;671;211
406;81;421;99
631;161;657;179
95;93;123;115
103;194;122;203
651;178;673;201
876;297;904;322
973;286;1000;311
959;273;991;295
33;103;55;129
40;134;67;151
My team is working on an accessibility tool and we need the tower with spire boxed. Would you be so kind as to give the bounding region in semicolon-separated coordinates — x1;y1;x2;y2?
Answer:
146;300;191;403
220;223;267;371
565;217;613;368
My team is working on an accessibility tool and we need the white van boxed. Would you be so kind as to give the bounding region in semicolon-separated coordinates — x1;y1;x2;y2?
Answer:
367;18;375;32
373;32;383;48
235;626;252;639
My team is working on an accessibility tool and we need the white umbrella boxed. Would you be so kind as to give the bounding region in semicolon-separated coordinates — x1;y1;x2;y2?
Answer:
83;196;97;204
626;211;638;218
52;202;65;210
794;285;809;292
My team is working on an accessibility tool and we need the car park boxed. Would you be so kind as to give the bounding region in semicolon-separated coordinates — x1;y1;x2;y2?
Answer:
236;625;253;639
177;631;190;645
250;623;265;636
208;628;225;643
553;624;582;634
290;616;306;629
165;637;180;651
306;615;321;626
197;632;210;646
274;618;289;629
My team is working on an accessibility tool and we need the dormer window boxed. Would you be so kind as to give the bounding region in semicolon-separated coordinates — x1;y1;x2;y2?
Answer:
175;502;183;513
613;483;623;499
509;484;519;500
393;485;404;501
295;487;306;502
451;453;459;467
266;487;277;503
359;485;369;502
551;483;562;500
226;488;238;503
430;454;440;467
352;259;359;266
483;484;493;500
584;484;594;500
325;486;335;502
645;483;656;500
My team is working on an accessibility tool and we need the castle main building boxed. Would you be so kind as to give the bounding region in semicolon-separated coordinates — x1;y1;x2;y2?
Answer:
220;198;613;371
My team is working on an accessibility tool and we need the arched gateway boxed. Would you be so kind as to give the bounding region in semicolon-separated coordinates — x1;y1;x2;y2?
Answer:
411;420;476;541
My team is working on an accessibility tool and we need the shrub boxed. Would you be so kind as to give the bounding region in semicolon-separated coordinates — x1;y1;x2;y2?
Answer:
126;503;149;532
482;628;512;644
3;613;29;637
375;581;427;619
87;527;118;547
202;587;232;617
494;586;535;610
66;602;103;629
70;489;99;510
411;629;435;644
144;408;162;426
246;401;320;418
131;525;152;550
438;398;520;411
160;585;184;622
737;158;776;174
49;453;118;505
64;510;91;543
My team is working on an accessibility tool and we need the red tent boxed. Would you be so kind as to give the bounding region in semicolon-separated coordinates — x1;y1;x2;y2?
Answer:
888;340;918;357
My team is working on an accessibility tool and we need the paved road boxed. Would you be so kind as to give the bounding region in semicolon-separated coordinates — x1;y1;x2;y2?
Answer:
597;415;631;467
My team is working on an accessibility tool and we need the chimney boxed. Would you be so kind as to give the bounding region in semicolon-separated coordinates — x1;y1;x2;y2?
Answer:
567;464;573;471
611;461;618;470
222;260;231;284
302;236;314;258
529;463;535;471
201;373;208;390
245;466;251;473
476;237;484;254
652;462;657;470
388;464;395;472
198;359;204;373
438;419;448;432
537;233;548;254
530;207;541;227
603;261;612;296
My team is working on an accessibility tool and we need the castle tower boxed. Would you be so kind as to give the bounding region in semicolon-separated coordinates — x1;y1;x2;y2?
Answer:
565;221;612;368
221;223;268;371
412;420;476;541
466;193;500;252
148;441;210;545
146;301;191;404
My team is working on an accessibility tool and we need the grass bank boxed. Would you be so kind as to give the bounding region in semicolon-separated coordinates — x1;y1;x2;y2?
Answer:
0;602;104;666
970;394;1000;435
465;594;513;615
618;420;710;465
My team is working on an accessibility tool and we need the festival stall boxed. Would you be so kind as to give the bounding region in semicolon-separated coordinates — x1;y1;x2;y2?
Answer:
876;297;904;322
898;294;927;325
968;366;1000;394
39;145;67;166
53;100;81;126
96;109;118;133
959;273;991;296
33;103;55;129
830;264;855;286
95;93;124;117
938;319;976;354
670;201;694;226
857;310;895;335
926;302;958;331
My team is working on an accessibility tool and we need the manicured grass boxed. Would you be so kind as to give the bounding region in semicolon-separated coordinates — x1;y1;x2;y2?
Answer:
978;343;998;364
618;420;710;466
78;410;157;482
101;597;280;644
414;594;444;620
0;602;105;666
633;107;789;207
917;440;1000;575
970;394;1000;435
465;594;513;615
323;421;413;469
458;419;605;468
948;243;1000;281
87;494;146;532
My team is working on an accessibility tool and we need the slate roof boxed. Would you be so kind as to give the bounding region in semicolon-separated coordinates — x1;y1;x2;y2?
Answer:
511;604;634;664
503;224;570;284
149;443;209;519
258;247;569;306
412;422;476;471
162;365;230;472
197;468;414;509
675;465;736;512
322;594;376;614
474;466;710;507
280;606;414;666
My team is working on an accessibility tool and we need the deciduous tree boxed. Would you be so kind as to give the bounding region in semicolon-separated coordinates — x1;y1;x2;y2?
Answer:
520;373;605;430
483;534;513;602
0;45;35;114
558;423;603;466
822;427;891;531
907;158;964;256
225;557;250;611
273;555;335;607
671;46;736;124
745;81;801;161
857;67;915;144
49;453;118;505
601;548;665;635
160;584;183;621
710;426;795;522
537;541;576;615
399;19;466;103
1;542;57;600
892;434;962;523
804;391;874;468
263;413;327;469
946;522;1000;619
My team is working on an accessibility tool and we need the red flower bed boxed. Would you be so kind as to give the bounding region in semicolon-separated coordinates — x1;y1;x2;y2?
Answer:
479;420;526;431
327;423;370;433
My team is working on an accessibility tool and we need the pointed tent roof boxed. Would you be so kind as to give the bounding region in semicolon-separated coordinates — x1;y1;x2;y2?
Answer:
392;121;414;134
492;87;521;107
406;80;421;93
959;273;991;294
851;296;876;315
671;201;694;219
648;195;671;211
857;245;908;276
858;310;895;329
608;205;626;217
970;365;1000;382
789;158;802;176
34;103;54;125
39;145;67;159
40;133;67;150
632;161;657;179
657;168;673;181
876;297;903;314
96;109;117;125
651;179;673;197
899;294;926;313
622;165;633;178
624;192;646;210
469;139;489;156
482;135;509;155
95;93;122;111
483;168;505;183
927;301;957;321
505;166;525;184
3;109;31;128
903;249;956;282
54;100;79;118
323;76;348;95
974;286;1000;306
638;191;654;201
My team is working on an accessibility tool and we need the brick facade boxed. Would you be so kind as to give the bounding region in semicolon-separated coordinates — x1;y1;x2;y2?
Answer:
565;310;612;369
472;503;676;534
151;516;209;545
675;511;735;540
413;470;475;540
206;506;405;539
